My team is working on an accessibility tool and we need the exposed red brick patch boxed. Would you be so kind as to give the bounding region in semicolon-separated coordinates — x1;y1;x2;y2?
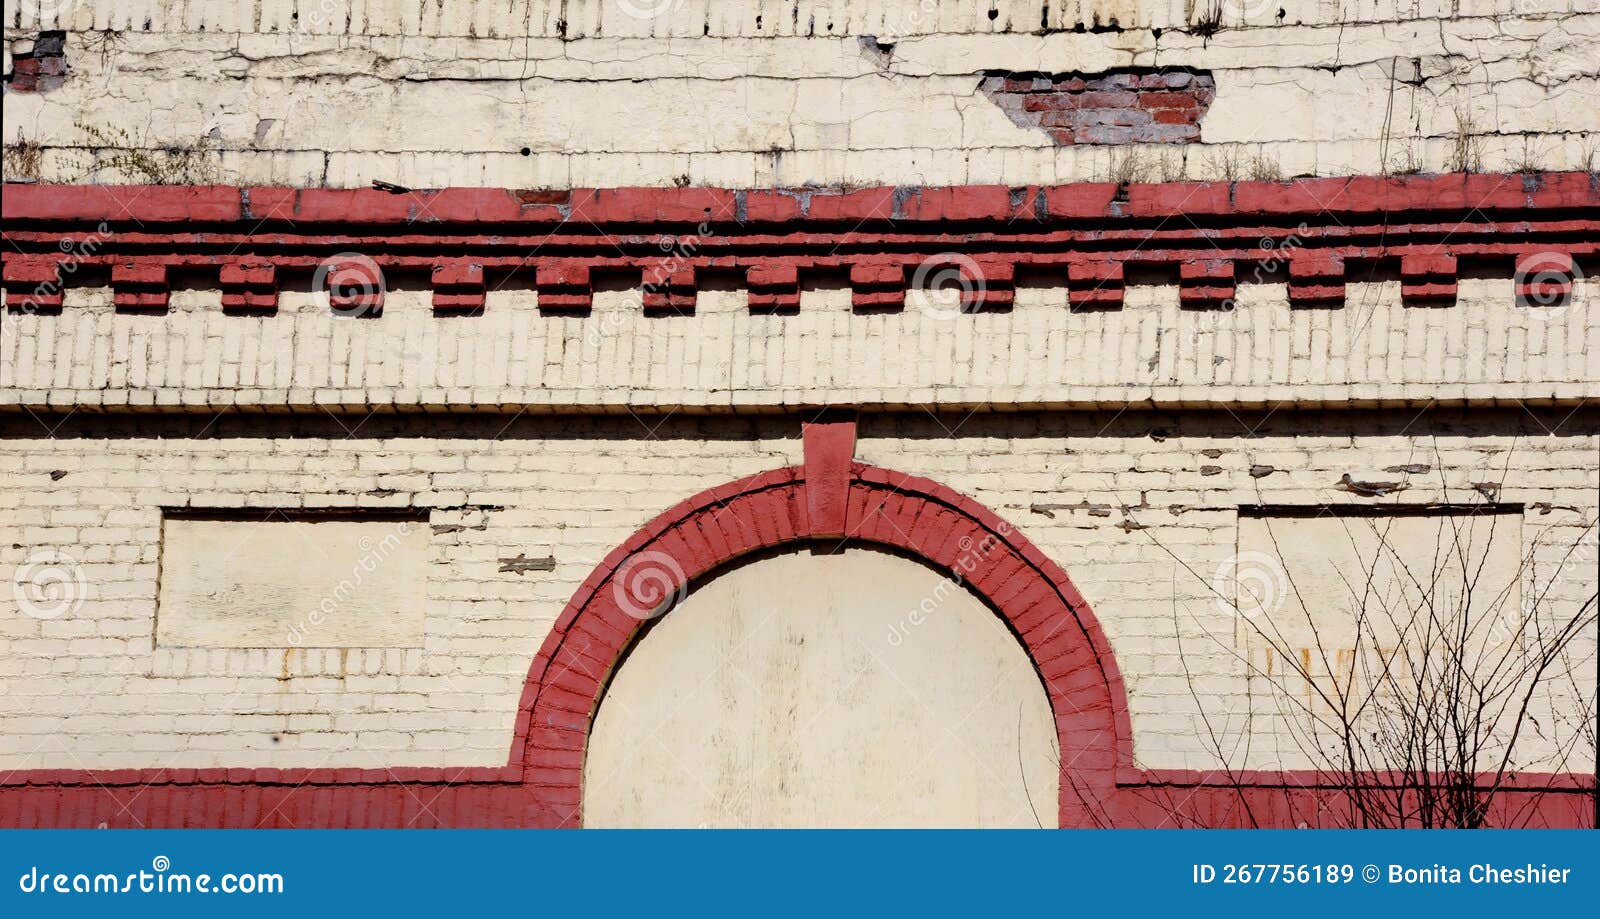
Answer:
5;31;68;93
979;68;1216;145
514;188;570;207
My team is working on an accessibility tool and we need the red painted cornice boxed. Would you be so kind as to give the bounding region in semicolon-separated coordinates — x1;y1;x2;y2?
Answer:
3;172;1598;225
3;173;1597;313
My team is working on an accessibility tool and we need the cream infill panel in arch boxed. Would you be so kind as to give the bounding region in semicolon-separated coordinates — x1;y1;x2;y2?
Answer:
583;547;1059;828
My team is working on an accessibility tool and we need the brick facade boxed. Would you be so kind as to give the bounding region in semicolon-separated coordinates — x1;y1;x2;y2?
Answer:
2;0;1597;828
5;1;1597;186
2;176;1597;826
1;408;1593;827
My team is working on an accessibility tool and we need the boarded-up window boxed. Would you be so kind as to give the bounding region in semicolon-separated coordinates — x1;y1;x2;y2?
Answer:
156;513;428;648
1232;508;1523;700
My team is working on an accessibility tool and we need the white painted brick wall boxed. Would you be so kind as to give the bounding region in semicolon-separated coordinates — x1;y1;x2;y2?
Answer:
3;1;1597;186
2;0;1596;787
1;412;1593;773
3;277;1596;411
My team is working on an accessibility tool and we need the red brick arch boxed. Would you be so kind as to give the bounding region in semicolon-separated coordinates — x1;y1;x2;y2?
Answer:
514;421;1134;827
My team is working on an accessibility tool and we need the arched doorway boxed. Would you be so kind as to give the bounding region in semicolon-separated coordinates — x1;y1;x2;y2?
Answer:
583;546;1059;827
514;420;1132;827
